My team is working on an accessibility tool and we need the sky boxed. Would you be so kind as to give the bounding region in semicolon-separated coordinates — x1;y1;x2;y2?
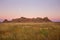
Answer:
0;0;60;22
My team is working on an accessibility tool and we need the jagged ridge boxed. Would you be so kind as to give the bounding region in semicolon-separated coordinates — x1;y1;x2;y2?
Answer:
3;17;52;23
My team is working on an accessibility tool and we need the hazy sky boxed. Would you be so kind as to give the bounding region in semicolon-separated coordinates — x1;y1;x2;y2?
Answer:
0;0;60;22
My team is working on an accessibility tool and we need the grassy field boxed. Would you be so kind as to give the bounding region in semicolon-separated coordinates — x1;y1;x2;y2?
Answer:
0;22;60;40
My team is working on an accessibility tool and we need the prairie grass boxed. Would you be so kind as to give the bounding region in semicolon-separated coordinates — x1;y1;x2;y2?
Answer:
0;22;60;40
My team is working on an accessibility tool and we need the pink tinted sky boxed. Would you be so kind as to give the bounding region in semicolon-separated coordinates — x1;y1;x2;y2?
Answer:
0;0;60;22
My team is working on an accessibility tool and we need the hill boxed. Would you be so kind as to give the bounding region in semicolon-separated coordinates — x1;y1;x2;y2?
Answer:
3;17;52;23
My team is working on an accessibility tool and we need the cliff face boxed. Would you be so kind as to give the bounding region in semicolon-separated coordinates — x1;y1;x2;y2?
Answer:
3;17;52;23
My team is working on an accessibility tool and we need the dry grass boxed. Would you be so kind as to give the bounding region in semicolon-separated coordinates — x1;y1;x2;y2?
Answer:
0;22;60;40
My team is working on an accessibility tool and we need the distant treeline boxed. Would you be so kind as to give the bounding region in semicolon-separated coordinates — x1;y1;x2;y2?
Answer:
3;17;52;23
